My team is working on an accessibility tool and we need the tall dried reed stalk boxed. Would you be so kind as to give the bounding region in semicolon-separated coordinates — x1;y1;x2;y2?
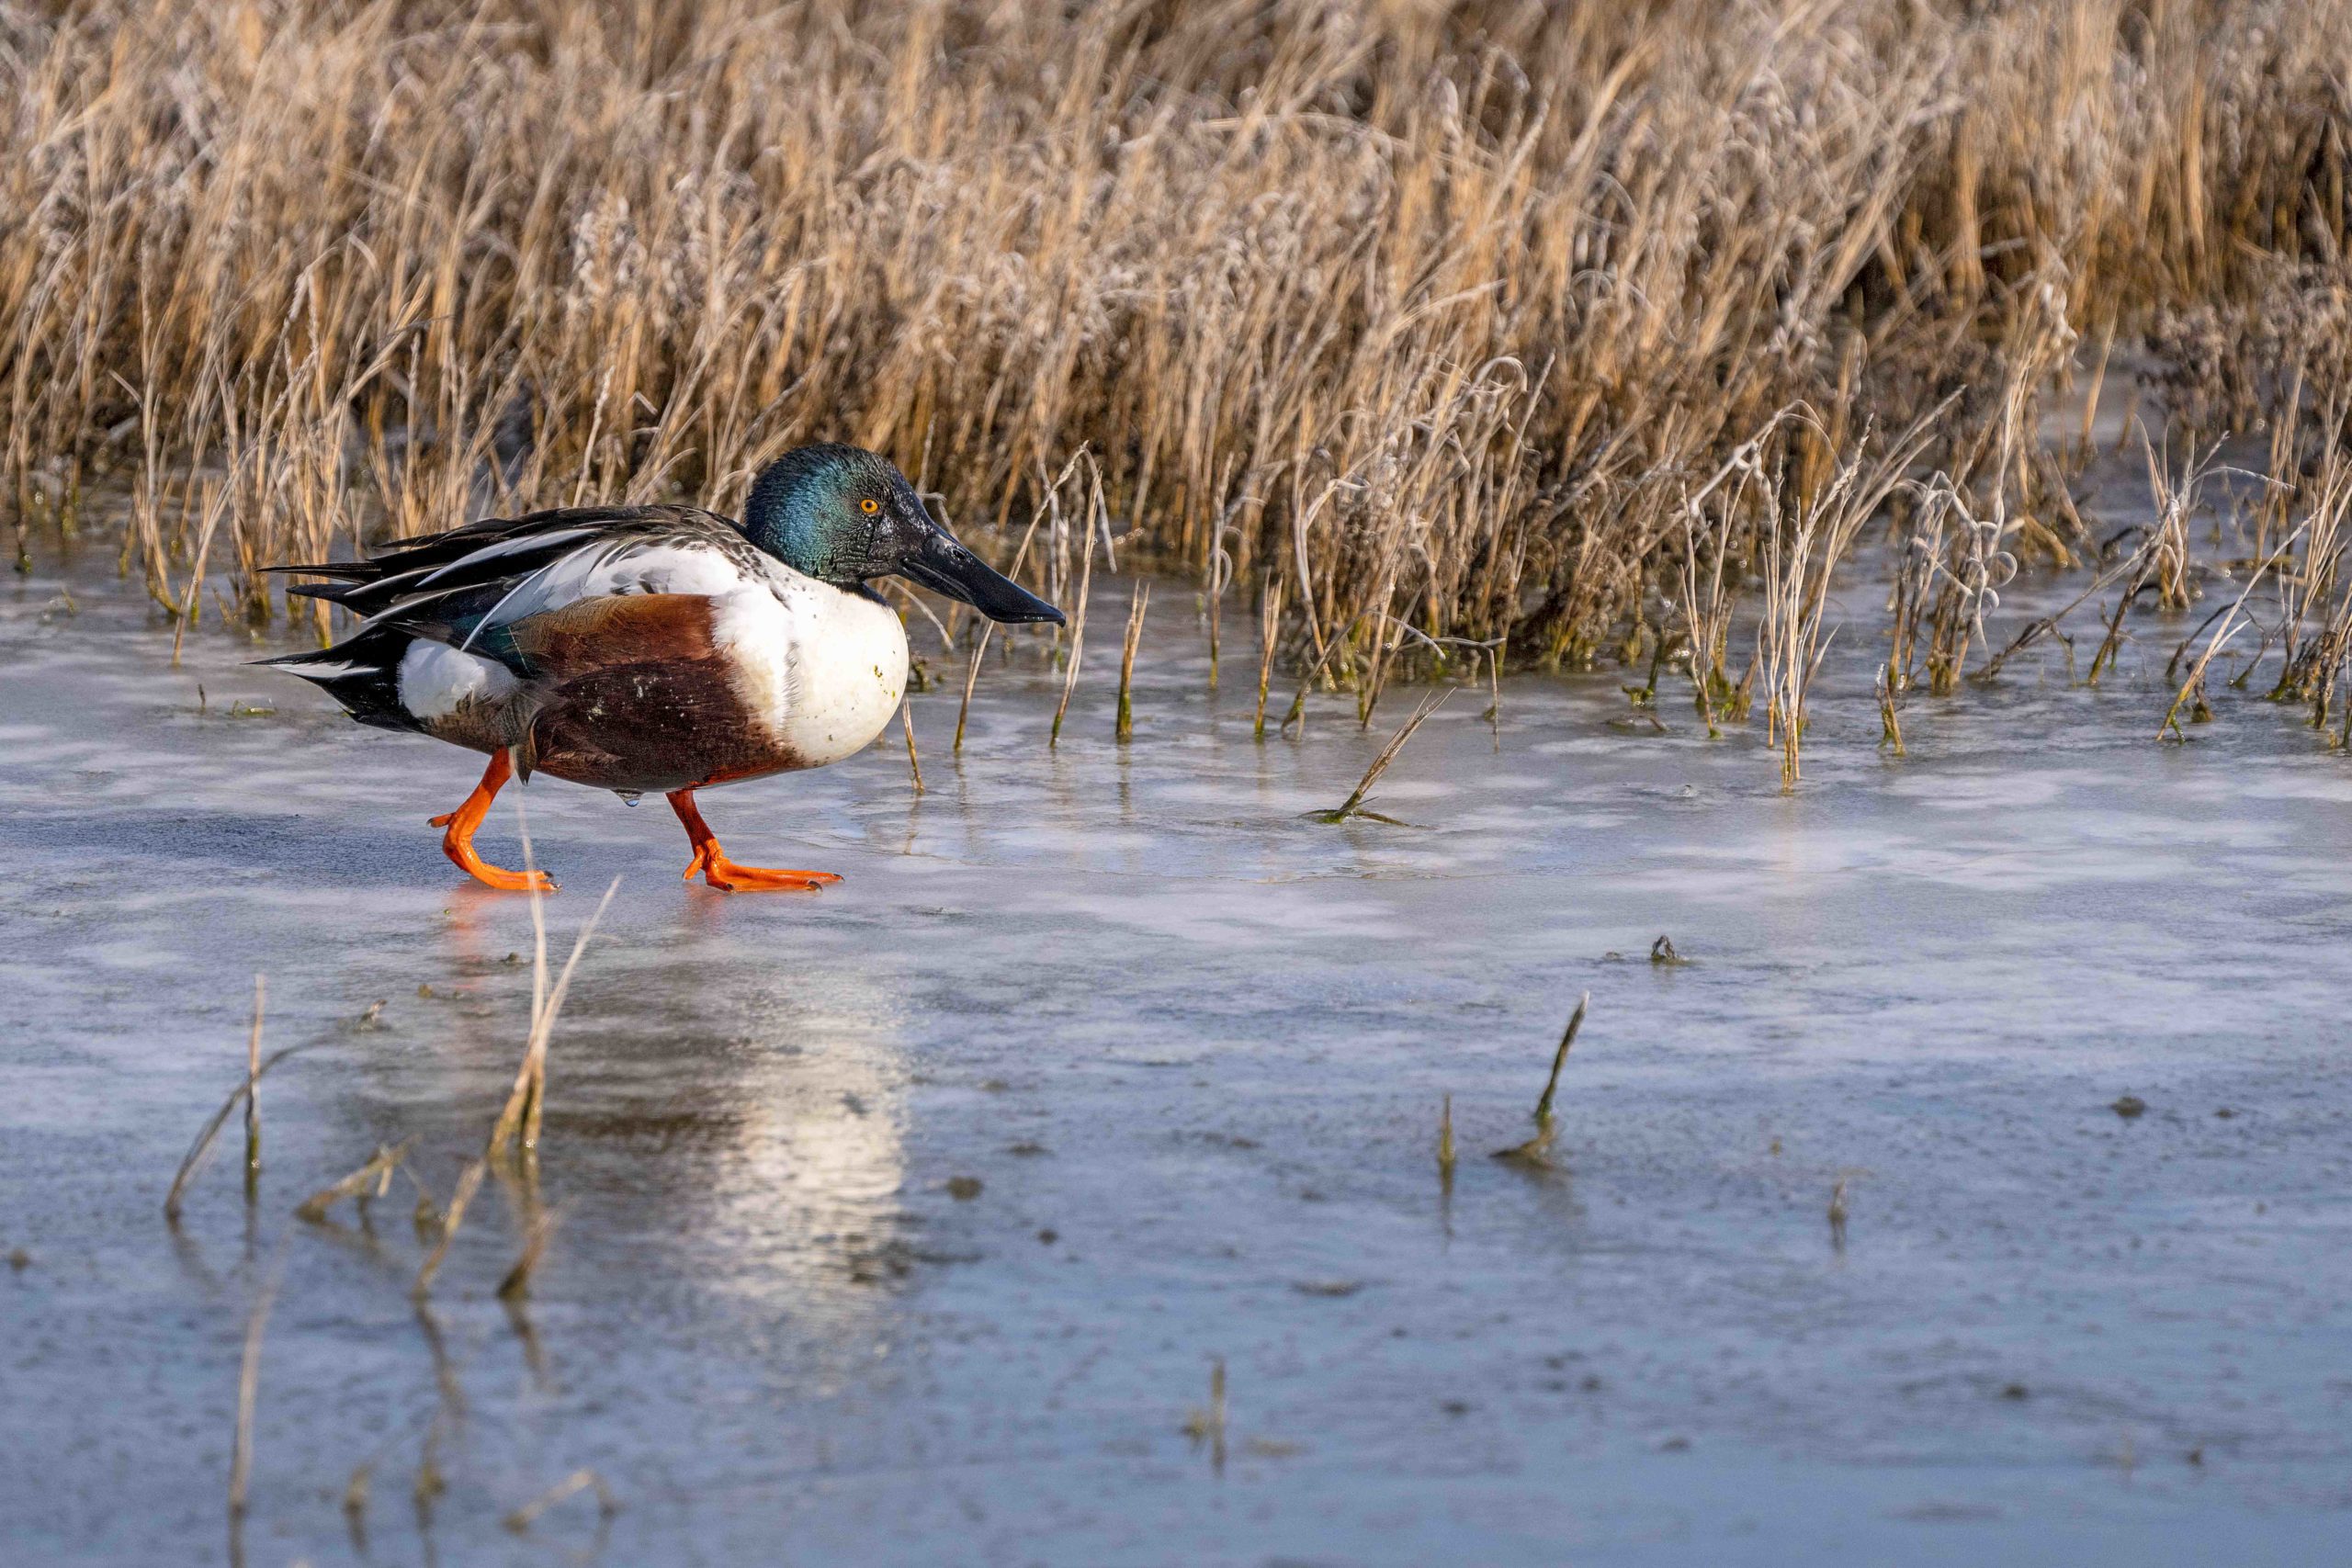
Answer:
1757;412;1941;790
1115;581;1149;742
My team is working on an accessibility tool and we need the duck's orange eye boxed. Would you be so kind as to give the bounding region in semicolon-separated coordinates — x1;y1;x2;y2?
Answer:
859;497;880;514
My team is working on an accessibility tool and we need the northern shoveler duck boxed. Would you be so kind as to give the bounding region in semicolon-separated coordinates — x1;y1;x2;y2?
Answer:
265;445;1061;892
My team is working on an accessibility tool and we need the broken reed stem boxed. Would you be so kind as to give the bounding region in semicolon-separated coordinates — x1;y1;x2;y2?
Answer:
1494;992;1589;1167
1437;1094;1455;1179
1532;993;1589;1125
524;877;619;1153
1320;687;1448;822
164;1042;311;1221
295;1141;411;1223
1204;550;1227;692
902;703;924;793
1359;596;1406;729
1115;581;1148;741
2086;577;2144;686
242;974;264;1199
489;876;620;1159
412;1159;485;1302
228;1249;284;1523
503;1469;617;1533
1485;641;1503;745
1280;614;1360;739
1254;575;1285;740
954;632;989;754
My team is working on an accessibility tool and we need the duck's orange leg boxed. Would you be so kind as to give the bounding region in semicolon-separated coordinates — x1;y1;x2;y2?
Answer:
668;787;841;893
426;749;557;893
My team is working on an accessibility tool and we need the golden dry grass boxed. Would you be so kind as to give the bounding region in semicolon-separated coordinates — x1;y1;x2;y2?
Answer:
3;0;2347;688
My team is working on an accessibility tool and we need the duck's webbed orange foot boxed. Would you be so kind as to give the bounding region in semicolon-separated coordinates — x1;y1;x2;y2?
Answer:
444;837;559;893
680;840;841;893
668;785;839;894
431;749;559;893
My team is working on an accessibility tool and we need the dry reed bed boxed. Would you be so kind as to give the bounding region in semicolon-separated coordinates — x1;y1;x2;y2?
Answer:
3;0;2349;709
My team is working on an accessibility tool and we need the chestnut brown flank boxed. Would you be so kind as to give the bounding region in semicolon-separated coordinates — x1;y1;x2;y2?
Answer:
505;593;719;677
509;596;806;794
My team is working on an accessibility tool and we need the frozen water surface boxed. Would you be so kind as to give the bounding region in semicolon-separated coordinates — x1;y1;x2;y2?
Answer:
6;546;2352;1567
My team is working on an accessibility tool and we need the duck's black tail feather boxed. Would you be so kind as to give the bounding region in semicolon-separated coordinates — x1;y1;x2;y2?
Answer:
254;622;424;733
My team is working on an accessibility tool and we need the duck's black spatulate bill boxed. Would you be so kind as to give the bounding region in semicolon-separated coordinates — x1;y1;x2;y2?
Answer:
899;531;1064;625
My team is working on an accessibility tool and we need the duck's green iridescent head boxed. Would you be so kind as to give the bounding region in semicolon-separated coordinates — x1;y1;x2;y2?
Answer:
742;444;1063;625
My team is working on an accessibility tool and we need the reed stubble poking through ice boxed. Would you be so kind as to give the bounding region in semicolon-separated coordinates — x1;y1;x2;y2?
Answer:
1254;576;1285;742
164;978;311;1223
1314;690;1449;825
2159;521;2304;741
1116;581;1148;742
1829;1172;1862;1254
1495;994;1589;1168
902;704;924;795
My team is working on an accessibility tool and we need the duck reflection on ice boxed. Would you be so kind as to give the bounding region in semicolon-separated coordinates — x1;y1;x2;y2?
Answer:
427;885;916;1330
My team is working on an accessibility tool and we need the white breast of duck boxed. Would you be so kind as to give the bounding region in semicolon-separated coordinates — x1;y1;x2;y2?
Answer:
714;567;910;770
